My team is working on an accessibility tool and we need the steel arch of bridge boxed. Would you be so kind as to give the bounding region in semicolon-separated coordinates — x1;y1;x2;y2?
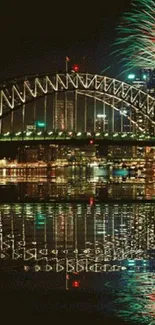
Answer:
0;72;155;132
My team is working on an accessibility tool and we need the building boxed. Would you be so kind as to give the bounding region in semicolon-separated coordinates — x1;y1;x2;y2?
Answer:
55;100;74;131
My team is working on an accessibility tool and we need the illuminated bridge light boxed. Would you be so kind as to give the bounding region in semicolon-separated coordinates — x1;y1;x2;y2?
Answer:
0;73;155;142
104;133;108;137
26;131;32;136
120;110;127;115
97;114;106;118
113;133;118;137
48;131;53;135
4;132;10;136
15;132;21;136
68;132;72;136
58;132;62;136
37;132;42;136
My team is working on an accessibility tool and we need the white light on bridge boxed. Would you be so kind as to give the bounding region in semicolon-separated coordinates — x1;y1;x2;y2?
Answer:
97;114;106;118
96;133;100;136
120;110;127;115
77;132;82;136
26;131;33;136
48;131;53;135
59;132;62;136
4;132;10;136
68;132;72;136
16;132;21;136
37;132;42;136
87;132;91;136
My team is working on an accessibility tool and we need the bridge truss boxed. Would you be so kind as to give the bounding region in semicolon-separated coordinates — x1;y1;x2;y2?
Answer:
0;202;155;271
0;73;155;136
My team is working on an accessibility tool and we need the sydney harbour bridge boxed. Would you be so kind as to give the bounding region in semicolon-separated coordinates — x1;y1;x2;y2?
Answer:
0;72;155;145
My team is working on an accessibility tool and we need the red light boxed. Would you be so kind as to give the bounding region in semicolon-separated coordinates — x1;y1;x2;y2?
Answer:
72;280;80;288
89;139;94;144
72;64;79;72
89;197;94;206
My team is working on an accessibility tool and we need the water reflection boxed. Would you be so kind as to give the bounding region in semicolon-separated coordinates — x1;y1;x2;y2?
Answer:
0;181;155;201
0;165;155;201
0;166;155;323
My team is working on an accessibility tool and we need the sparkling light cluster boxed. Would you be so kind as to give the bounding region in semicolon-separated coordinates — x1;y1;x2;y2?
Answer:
115;0;155;72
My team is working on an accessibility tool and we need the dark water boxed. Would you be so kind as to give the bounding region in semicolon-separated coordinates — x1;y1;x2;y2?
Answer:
0;166;155;323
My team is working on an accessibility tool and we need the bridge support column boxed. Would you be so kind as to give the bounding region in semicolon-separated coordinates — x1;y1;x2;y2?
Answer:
102;97;105;132
22;104;25;134
10;110;14;134
74;90;77;132
54;93;57;130
94;96;96;132
64;91;67;130
111;98;114;133
84;96;87;132
129;107;132;132
121;113;123;133
44;95;47;132
33;101;36;132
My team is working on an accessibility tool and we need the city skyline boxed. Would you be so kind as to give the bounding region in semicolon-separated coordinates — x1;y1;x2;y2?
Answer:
1;2;155;323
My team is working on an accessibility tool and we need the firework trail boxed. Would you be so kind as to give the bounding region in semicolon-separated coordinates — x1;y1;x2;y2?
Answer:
115;0;155;72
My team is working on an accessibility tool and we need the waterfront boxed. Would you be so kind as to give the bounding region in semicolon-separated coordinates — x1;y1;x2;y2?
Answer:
0;165;155;323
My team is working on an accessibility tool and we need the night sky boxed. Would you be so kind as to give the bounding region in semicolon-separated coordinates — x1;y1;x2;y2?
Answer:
0;0;131;80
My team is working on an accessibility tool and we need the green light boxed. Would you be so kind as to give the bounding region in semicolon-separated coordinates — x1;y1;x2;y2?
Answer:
142;74;147;80
35;121;46;128
35;213;46;229
128;73;135;80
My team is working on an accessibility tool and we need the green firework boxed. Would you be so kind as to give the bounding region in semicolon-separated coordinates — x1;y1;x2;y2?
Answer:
115;0;155;72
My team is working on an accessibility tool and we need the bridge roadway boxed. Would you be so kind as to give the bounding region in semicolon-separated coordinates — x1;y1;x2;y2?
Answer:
0;131;155;146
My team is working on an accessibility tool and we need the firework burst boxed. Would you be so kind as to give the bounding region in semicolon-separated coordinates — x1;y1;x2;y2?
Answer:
115;0;155;72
